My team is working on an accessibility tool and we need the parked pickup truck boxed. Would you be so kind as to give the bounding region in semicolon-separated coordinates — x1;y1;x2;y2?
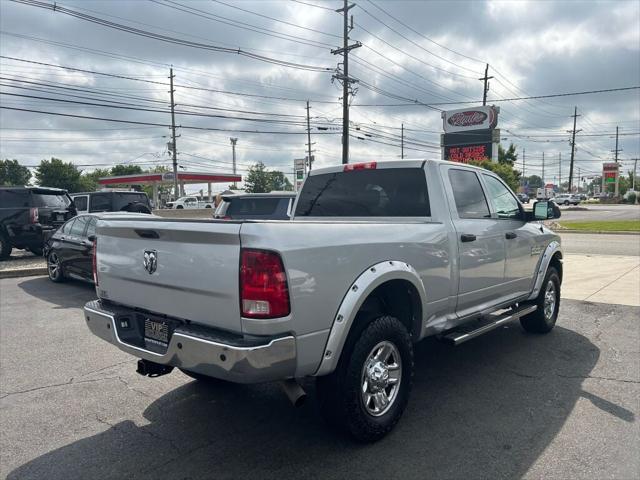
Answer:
84;160;563;442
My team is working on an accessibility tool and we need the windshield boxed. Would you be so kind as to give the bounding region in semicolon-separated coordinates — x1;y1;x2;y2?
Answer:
31;192;71;209
295;168;430;217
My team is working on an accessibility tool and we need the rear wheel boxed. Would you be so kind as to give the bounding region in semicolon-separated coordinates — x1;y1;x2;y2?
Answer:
0;234;11;260
47;252;66;282
316;315;414;442
520;267;560;333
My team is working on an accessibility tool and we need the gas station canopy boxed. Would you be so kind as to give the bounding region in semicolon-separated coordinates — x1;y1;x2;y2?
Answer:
97;171;242;205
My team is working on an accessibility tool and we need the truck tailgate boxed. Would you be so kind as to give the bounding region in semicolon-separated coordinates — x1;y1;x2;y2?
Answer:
95;218;242;332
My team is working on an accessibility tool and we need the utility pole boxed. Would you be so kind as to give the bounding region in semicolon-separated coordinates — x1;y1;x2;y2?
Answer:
169;67;179;198
522;147;526;186
632;158;638;192
331;0;361;164
568;106;581;193
478;64;493;106
577;167;581;193
305;100;314;172
401;123;404;159
611;125;623;197
230;137;238;187
558;153;563;191
542;152;545;186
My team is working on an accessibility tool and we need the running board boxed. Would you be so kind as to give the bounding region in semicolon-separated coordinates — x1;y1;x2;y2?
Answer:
442;304;537;346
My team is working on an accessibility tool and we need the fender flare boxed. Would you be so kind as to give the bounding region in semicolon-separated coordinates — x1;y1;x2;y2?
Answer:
527;240;563;301
314;260;427;377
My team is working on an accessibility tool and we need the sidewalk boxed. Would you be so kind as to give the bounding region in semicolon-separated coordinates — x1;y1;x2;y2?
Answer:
561;254;640;306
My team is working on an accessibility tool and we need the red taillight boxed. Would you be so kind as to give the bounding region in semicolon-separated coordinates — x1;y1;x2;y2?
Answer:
29;207;39;224
344;161;377;172
240;249;290;319
92;238;98;286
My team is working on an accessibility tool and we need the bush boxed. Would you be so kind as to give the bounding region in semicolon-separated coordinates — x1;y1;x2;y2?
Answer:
628;192;637;204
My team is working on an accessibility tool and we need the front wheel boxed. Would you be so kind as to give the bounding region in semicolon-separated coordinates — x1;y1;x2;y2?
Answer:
316;315;414;442
520;266;560;333
47;252;66;283
564;200;570;205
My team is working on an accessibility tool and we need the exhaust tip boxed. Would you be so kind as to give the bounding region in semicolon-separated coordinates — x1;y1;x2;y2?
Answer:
280;379;307;407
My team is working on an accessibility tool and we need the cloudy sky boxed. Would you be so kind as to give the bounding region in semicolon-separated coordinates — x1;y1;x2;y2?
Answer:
1;0;639;191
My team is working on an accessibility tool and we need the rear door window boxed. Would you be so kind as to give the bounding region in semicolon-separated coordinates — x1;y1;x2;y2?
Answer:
295;168;430;217
85;217;97;238
0;189;29;207
90;194;111;212
61;218;76;234
111;193;149;210
69;216;89;237
448;169;490;219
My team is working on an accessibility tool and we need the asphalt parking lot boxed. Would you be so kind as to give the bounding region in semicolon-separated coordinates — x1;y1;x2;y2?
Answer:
1;276;638;480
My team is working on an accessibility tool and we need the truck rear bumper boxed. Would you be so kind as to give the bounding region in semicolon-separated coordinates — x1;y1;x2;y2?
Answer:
83;300;297;383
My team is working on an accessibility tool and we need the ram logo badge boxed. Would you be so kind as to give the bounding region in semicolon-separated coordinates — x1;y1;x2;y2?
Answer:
143;249;158;274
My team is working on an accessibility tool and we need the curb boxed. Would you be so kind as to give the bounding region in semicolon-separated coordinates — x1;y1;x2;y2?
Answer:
557;230;640;235
0;267;48;279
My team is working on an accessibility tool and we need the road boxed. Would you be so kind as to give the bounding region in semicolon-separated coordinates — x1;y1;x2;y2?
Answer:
1;276;638;480
557;204;640;222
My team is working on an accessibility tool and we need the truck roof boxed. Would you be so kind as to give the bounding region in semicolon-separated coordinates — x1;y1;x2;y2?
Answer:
308;159;491;176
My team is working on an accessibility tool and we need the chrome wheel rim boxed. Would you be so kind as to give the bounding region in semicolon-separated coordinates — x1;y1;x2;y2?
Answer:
361;340;402;417
48;253;59;279
544;281;556;320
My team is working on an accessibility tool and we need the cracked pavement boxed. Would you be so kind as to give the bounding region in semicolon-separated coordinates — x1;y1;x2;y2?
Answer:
1;276;639;480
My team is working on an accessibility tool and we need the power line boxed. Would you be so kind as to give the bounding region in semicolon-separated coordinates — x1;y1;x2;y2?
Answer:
9;0;333;72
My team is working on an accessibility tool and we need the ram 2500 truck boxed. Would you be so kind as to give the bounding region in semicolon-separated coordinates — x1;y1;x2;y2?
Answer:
84;159;562;442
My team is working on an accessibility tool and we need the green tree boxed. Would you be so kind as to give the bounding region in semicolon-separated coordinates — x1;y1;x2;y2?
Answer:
0;159;31;186
498;143;518;165
267;171;293;191
110;164;144;177
34;158;84;192
244;162;271;193
525;175;544;190
79;168;111;192
468;159;521;191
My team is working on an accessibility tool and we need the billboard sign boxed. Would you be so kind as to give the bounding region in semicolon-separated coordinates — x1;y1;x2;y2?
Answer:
444;143;492;163
443;106;498;133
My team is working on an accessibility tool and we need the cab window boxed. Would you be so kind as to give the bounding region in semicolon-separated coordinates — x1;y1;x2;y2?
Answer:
483;175;521;219
73;196;88;211
90;194;111;212
448;169;490;219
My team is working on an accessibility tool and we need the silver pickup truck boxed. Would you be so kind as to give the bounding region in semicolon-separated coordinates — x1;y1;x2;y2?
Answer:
84;159;562;442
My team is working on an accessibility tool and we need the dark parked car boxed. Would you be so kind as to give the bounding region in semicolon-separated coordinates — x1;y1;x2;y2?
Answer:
70;191;152;214
214;192;296;220
516;193;530;204
44;212;150;283
0;186;76;260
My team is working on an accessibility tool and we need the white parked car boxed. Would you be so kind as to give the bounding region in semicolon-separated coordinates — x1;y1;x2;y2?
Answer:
165;196;214;209
553;194;580;206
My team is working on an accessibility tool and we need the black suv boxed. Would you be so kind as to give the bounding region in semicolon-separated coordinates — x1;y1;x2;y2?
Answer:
70;191;152;214
0;186;76;259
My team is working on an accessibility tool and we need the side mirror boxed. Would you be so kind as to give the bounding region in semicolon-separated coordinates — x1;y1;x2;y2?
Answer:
87;234;96;242
533;200;561;220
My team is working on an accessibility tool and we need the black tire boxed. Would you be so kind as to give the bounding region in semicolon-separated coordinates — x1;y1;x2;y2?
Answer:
179;368;229;384
316;315;414;442
47;251;66;283
0;233;11;260
520;266;560;334
176;205;184;209
564;200;570;206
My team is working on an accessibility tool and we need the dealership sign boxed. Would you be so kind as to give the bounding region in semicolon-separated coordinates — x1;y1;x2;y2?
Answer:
442;106;498;133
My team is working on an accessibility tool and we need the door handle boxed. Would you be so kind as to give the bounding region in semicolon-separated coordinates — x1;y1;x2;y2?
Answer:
460;234;476;243
505;232;517;240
